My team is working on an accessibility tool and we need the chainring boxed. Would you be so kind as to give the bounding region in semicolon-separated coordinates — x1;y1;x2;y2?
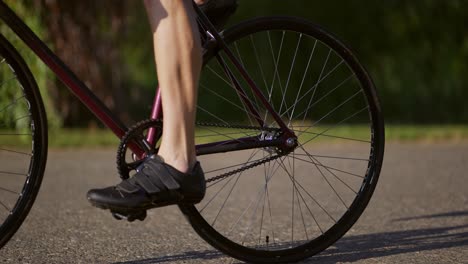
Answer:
116;119;163;180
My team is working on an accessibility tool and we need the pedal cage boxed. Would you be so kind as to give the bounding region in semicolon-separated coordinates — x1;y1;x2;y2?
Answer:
111;210;147;222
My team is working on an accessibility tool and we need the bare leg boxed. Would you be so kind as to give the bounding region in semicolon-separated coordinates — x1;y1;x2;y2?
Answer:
144;0;202;173
87;0;237;212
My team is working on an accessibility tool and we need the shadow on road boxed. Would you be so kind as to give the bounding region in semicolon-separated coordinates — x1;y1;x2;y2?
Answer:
114;211;468;264
309;224;468;263
393;210;468;222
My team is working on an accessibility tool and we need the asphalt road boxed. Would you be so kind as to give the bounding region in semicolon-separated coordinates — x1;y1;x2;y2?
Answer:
1;143;467;263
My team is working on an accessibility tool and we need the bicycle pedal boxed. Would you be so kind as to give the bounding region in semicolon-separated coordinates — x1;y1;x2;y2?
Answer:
111;210;147;222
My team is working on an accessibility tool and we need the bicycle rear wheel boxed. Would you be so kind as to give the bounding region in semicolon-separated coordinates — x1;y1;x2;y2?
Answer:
0;34;48;248
180;17;384;263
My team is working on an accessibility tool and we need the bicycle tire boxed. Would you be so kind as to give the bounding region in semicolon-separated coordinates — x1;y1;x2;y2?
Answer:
0;34;48;249
179;16;384;263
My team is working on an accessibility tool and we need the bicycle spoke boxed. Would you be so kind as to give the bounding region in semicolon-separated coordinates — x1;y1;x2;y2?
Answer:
0;186;19;195
290;158;295;242
288;39;317;124
296;176;310;241
280;58;346;118
196;130;257;139
267;30;286;114
197;106;257;139
293;150;365;179
206;60;263;126
216;55;264;125
0;148;32;156
293;153;369;162
240;182;267;246
256;152;275;246
0;115;31;129
209;149;262;225
0;171;27;177
289;154;310;241
206;65;234;88
305;152;360;196
199;83;263;122
250;35;269;96
204;156;263;176
0;133;32;136
300;105;369;146
307;88;362;131
278;33;302;116
197;125;249;145
292;128;371;143
201;175;236;212
257;187;267;245
299;145;360;194
286;73;353;121
210;173;242;226
262;153;277;246
234;41;246;67
234;41;263;116
0;95;25;114
297;146;348;208
277;158;325;233
227;156;286;236
0;201;10;212
300;49;332;126
196;106;230;125
0;76;18;87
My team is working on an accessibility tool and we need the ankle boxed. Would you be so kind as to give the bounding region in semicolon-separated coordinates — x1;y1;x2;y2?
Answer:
157;153;196;174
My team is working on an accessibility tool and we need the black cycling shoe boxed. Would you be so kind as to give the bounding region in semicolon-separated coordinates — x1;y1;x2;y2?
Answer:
199;0;238;30
87;155;206;214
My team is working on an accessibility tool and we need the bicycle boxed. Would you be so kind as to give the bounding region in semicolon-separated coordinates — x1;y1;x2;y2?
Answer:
0;1;385;263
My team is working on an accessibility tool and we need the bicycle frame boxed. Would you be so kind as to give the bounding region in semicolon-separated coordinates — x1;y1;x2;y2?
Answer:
0;1;294;158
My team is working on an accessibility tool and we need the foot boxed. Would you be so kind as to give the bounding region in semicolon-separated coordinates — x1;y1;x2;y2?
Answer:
199;0;238;30
87;155;206;213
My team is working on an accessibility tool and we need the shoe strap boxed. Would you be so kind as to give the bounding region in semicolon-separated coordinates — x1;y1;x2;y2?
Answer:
116;158;183;195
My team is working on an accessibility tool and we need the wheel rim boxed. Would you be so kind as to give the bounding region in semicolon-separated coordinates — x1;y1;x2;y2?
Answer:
0;54;40;238
184;18;384;259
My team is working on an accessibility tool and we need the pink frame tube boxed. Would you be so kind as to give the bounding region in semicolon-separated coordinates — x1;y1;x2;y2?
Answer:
146;86;163;146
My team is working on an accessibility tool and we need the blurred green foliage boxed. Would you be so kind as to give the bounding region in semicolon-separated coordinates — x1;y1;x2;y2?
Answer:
1;0;467;127
0;1;62;130
219;0;468;124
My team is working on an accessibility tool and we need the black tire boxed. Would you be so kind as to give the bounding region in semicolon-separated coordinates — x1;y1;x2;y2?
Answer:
0;34;48;249
180;17;384;263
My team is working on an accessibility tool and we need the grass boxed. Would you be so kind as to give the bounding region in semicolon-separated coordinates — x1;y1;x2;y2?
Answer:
385;125;468;142
1;125;468;148
49;128;120;147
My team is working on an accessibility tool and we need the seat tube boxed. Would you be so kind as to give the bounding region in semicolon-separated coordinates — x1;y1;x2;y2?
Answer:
146;86;163;147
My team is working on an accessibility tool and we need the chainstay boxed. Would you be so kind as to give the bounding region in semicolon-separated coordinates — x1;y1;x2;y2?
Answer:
195;122;286;183
196;122;278;132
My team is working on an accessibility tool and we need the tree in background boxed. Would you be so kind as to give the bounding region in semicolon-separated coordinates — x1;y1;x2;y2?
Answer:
2;1;467;126
32;0;135;126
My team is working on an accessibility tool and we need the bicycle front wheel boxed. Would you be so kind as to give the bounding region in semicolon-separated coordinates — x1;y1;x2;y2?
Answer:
0;34;48;249
180;17;384;263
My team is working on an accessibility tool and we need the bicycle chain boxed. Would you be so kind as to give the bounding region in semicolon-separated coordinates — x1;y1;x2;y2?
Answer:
204;152;285;183
117;119;286;183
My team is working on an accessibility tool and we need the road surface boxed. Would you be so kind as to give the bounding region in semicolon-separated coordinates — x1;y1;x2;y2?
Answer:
1;143;467;263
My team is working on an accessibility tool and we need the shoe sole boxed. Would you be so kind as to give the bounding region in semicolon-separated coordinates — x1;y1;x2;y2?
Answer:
88;193;204;213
